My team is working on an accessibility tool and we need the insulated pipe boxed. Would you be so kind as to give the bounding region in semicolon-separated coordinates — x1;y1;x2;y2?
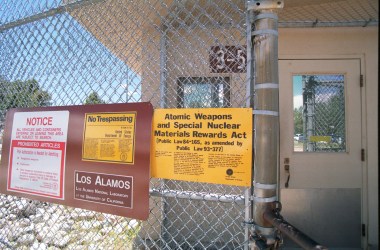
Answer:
248;2;327;248
263;210;328;250
251;8;280;245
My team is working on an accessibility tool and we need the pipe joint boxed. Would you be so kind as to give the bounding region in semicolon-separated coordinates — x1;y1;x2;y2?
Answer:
251;224;279;248
263;210;328;249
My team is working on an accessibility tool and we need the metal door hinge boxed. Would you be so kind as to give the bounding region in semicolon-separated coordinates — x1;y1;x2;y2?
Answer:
361;149;365;162
360;75;364;87
362;224;366;236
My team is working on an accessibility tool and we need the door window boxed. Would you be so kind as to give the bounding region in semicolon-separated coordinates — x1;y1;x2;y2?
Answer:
293;74;346;152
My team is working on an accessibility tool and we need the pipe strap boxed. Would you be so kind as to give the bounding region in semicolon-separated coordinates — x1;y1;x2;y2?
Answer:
255;83;279;89
254;182;277;190
252;29;278;37
252;196;277;203
252;224;276;235
253;13;278;22
253;110;279;116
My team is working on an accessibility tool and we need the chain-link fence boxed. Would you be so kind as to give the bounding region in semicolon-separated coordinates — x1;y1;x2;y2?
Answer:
1;0;249;249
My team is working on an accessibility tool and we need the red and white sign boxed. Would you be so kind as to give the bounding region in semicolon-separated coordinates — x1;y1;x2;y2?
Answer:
7;111;69;199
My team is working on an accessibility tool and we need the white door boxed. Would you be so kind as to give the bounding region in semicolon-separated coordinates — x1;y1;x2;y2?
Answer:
279;59;364;248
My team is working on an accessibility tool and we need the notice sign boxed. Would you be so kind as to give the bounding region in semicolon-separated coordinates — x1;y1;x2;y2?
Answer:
1;103;153;220
7;111;69;199
151;108;252;186
74;171;133;208
82;112;136;164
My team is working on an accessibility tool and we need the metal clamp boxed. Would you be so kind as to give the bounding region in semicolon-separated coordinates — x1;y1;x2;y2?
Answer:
248;0;284;11
252;195;277;203
254;182;277;190
253;13;278;22
253;110;279;116
255;83;279;89
252;29;278;37
252;223;276;236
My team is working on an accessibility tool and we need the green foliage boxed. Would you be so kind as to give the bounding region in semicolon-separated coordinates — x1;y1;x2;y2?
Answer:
84;91;106;105
293;106;303;134
0;78;51;130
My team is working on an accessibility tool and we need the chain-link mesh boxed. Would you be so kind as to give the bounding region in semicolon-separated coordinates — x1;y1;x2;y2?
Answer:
294;75;346;152
1;0;249;249
279;0;378;27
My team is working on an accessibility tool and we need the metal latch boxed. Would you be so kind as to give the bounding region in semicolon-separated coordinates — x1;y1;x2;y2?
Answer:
284;158;290;188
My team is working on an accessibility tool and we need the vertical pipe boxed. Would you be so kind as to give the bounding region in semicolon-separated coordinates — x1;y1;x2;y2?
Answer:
250;3;281;246
246;10;254;108
306;96;315;151
159;22;169;249
244;189;251;250
248;2;326;249
125;73;130;103
245;7;255;250
160;24;168;108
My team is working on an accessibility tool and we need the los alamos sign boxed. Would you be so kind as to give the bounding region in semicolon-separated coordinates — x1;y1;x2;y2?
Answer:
0;103;153;220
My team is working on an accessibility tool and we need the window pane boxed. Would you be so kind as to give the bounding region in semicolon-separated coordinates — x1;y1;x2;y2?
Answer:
178;77;229;108
183;83;212;108
293;75;346;152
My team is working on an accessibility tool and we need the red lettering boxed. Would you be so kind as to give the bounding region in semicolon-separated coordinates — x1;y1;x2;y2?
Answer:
26;117;53;126
46;117;53;125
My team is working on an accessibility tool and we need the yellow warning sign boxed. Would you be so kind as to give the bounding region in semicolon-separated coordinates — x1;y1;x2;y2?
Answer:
151;108;252;186
309;136;331;143
82;112;136;164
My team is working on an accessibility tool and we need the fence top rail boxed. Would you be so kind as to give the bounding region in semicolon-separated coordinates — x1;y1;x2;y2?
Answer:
150;188;245;204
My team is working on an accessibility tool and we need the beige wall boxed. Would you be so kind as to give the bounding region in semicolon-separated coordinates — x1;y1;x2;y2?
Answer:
141;25;248;108
278;26;378;248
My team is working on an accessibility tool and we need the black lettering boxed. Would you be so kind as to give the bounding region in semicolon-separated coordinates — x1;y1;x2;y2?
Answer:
194;113;233;120
165;114;191;120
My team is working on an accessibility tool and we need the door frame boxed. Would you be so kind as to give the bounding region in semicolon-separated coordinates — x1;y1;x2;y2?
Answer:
278;54;368;248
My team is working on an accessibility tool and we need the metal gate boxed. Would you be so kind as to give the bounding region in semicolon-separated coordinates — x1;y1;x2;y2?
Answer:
0;1;250;249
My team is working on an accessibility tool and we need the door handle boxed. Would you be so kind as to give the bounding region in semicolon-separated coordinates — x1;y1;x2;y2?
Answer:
284;158;290;188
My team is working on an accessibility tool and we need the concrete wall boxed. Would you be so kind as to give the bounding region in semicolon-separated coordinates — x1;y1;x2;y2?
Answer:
278;26;378;248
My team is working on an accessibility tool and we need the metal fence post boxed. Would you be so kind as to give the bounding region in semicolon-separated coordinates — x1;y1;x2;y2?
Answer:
244;4;255;250
159;23;168;109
